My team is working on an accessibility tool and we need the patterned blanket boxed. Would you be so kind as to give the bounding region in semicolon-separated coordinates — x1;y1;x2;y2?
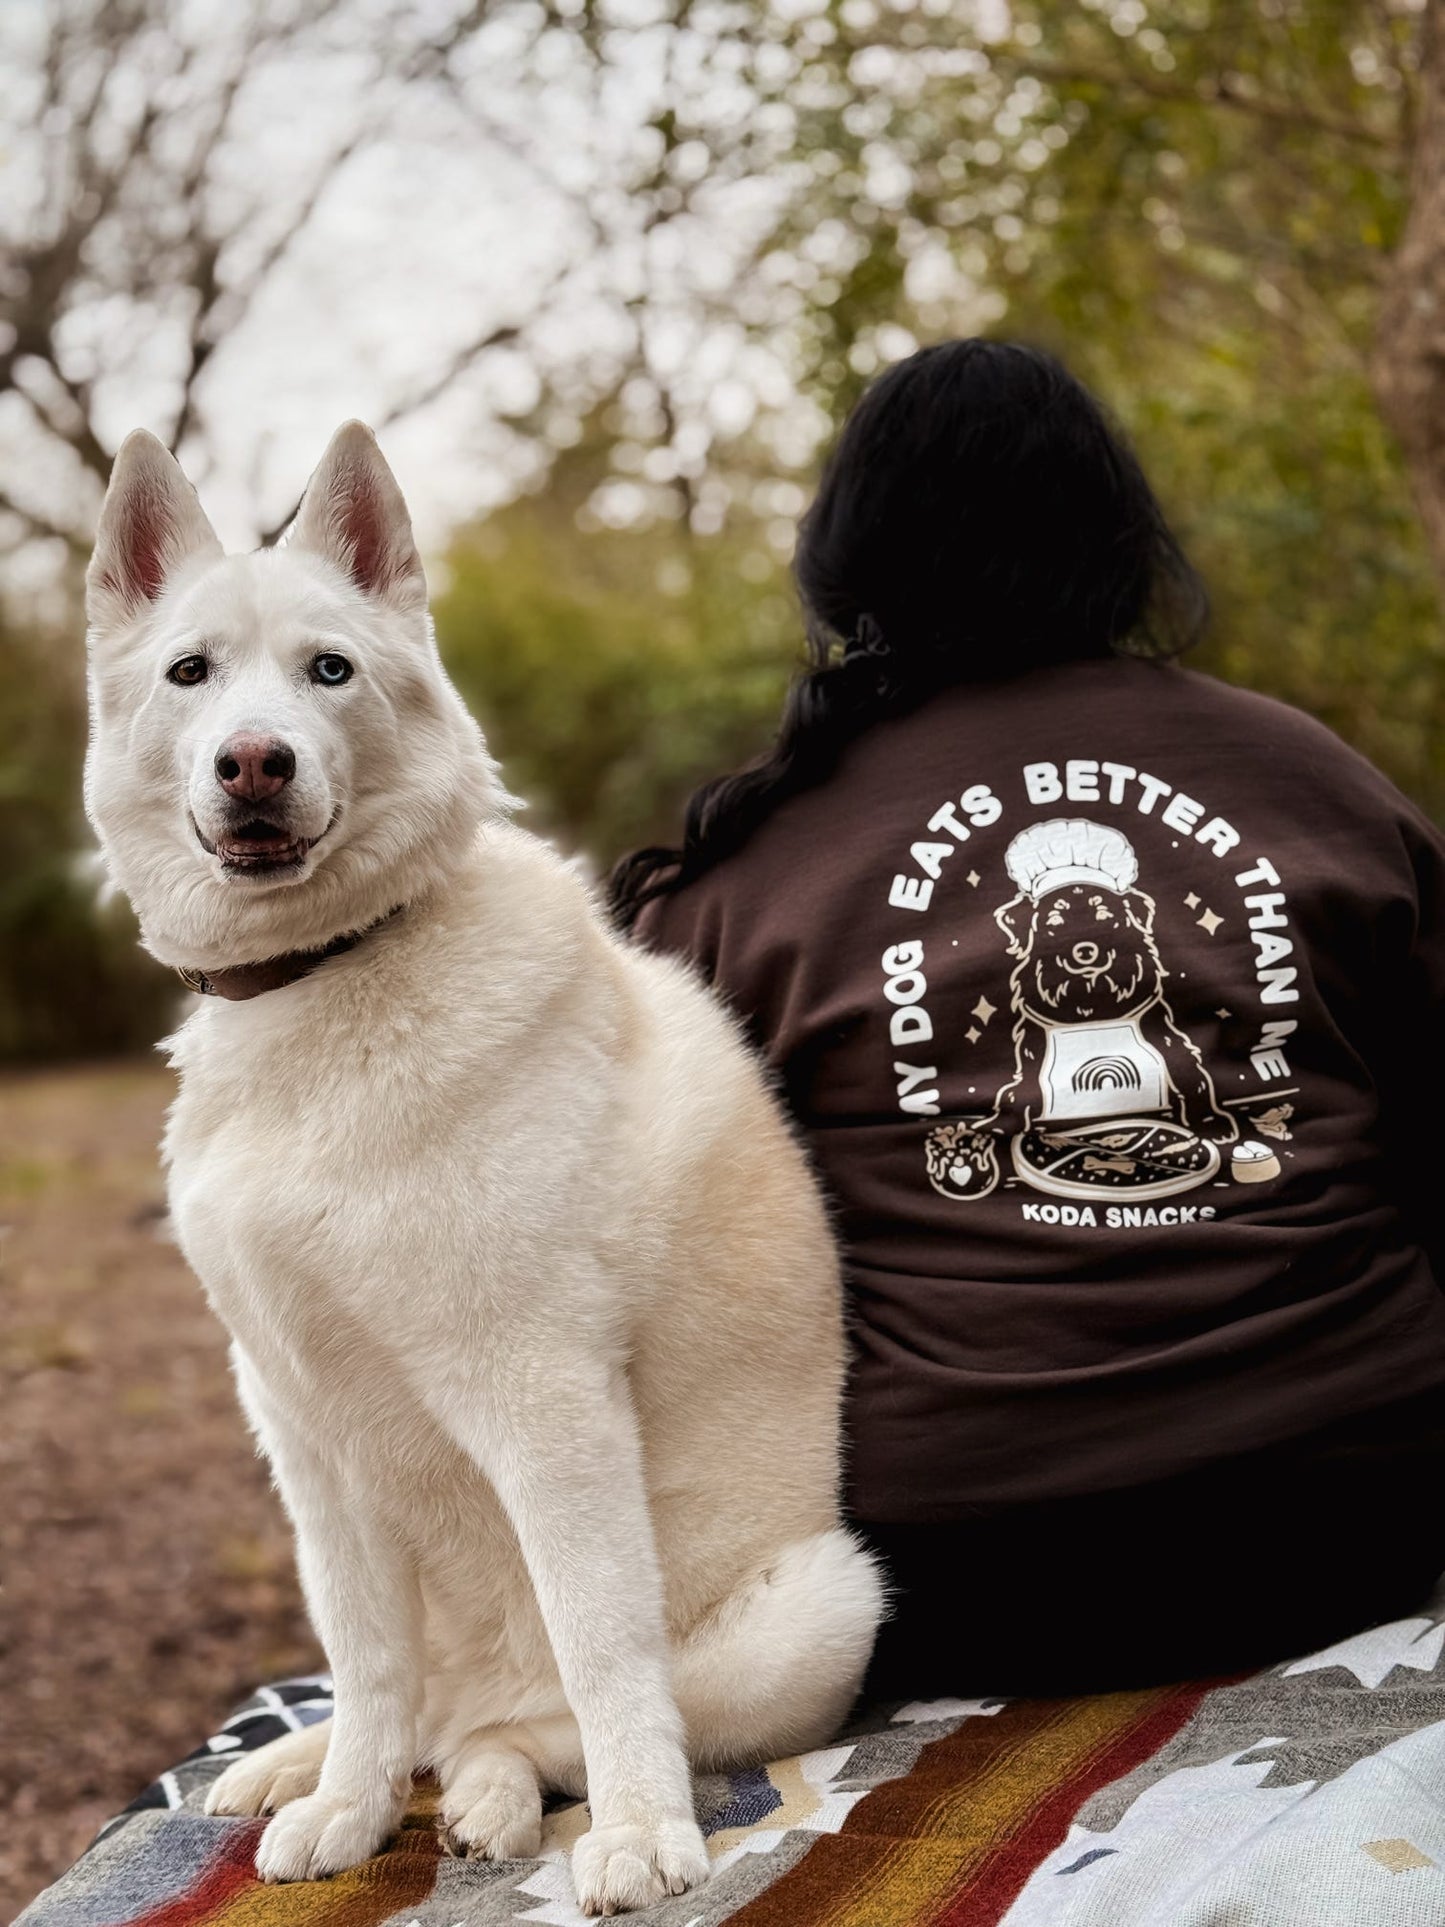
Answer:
20;1582;1445;1927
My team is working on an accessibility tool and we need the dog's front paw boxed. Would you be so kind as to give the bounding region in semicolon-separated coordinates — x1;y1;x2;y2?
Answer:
572;1816;710;1916
205;1741;324;1818
255;1791;396;1882
441;1781;543;1861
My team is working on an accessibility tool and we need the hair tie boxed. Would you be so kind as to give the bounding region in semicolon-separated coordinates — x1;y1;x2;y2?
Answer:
841;612;888;663
837;614;895;701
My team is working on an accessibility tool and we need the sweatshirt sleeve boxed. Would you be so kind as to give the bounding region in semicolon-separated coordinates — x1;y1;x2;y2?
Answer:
631;874;789;1072
631;879;719;988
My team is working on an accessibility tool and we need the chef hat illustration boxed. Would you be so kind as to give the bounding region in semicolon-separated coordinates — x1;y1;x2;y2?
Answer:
1004;818;1139;901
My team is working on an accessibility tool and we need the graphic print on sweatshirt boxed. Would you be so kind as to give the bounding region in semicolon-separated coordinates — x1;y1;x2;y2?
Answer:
877;762;1301;1223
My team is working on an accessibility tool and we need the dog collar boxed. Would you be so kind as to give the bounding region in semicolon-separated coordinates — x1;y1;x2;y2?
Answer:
176;909;401;1003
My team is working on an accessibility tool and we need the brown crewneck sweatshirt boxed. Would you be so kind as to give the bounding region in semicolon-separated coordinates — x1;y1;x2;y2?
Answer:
637;659;1445;1520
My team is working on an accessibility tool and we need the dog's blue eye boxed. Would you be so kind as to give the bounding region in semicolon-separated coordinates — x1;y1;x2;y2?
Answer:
167;656;209;686
311;654;353;686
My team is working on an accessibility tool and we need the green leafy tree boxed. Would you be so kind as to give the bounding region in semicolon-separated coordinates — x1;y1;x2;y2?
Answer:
0;609;172;1059
432;441;798;862
559;0;1445;812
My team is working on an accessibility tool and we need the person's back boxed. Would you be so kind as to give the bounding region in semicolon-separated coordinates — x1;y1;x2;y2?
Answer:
614;340;1445;1692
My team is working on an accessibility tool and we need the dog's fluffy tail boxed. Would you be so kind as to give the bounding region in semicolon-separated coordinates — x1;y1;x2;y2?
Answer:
673;1527;885;1768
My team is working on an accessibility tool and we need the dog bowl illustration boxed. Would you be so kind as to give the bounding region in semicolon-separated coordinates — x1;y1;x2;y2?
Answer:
924;1122;1001;1200
1230;1139;1282;1184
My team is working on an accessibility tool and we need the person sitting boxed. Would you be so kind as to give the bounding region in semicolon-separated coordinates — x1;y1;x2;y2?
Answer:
611;338;1445;1696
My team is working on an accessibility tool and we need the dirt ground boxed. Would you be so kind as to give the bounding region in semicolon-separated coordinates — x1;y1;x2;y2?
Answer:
1;1061;319;1921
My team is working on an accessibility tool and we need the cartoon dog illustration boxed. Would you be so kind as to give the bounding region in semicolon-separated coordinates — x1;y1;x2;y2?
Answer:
927;819;1237;1203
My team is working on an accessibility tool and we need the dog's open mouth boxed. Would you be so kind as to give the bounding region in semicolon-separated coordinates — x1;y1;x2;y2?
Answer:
193;816;312;874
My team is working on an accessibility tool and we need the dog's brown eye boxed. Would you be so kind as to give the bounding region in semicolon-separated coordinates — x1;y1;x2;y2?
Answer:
167;656;209;686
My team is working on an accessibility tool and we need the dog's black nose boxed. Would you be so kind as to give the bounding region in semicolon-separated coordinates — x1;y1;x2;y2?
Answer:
215;734;296;803
1072;941;1100;965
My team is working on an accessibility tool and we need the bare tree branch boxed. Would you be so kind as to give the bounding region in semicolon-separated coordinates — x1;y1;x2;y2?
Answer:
256;277;571;547
12;362;113;484
171;0;504;452
189;121;371;378
162;34;262;451
4;0;526;521
0;482;89;556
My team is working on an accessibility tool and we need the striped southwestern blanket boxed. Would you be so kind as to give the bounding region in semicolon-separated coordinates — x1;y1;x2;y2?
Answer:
20;1579;1445;1927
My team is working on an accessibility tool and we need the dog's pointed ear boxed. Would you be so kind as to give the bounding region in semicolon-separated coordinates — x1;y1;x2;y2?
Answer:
87;431;222;635
995;894;1033;958
289;421;426;613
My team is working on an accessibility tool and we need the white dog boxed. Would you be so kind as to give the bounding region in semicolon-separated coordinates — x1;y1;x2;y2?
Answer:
82;424;882;1915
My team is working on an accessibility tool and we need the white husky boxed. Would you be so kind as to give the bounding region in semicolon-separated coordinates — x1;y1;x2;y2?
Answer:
82;424;882;1915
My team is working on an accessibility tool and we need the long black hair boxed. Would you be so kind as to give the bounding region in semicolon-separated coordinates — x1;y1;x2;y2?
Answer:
609;338;1208;930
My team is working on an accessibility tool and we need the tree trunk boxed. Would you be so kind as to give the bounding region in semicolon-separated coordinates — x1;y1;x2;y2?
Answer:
1373;3;1445;588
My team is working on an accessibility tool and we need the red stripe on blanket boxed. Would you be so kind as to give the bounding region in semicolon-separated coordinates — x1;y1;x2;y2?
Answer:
103;1821;264;1927
930;1678;1213;1925
102;1810;441;1927
725;1681;1217;1927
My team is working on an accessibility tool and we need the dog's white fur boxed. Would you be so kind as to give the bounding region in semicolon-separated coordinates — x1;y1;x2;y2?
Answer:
83;425;882;1914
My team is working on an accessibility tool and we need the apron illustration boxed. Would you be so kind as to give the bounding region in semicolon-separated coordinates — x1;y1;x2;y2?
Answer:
1038;1019;1169;1123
